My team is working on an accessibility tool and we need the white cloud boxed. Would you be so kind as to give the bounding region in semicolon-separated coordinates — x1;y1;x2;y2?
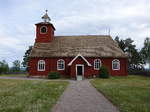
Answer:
0;0;150;66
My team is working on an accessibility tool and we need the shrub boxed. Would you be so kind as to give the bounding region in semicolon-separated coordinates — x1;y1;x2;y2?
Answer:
48;71;60;79
99;66;109;78
128;68;150;76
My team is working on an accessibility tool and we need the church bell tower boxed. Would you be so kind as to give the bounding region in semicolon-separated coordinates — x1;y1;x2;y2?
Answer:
35;10;55;43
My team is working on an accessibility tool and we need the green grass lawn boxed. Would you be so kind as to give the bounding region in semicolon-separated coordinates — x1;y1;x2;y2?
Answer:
91;75;150;112
0;74;27;77
0;79;68;112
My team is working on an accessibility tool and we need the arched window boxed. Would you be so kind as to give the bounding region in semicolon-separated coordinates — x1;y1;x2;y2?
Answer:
57;59;65;70
94;59;101;70
40;26;47;33
112;59;120;70
38;60;45;71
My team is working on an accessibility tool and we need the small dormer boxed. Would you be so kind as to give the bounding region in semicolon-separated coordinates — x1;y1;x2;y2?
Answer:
35;10;55;43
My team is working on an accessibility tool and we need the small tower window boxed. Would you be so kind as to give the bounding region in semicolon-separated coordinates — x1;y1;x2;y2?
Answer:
40;26;47;34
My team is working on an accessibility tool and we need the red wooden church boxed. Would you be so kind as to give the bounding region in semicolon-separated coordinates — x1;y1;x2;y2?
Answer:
29;11;128;79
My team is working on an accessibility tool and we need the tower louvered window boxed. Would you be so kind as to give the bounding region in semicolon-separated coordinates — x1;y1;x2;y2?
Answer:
40;26;47;33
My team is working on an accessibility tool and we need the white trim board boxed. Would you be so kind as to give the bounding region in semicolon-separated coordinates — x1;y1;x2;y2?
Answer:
68;53;92;66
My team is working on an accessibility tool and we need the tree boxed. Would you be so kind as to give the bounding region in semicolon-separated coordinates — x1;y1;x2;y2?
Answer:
129;48;144;69
11;60;21;72
115;36;144;69
0;60;9;74
115;36;126;52
22;46;32;71
141;37;150;70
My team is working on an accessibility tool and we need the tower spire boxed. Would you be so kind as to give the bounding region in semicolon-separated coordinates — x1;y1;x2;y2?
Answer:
42;10;51;22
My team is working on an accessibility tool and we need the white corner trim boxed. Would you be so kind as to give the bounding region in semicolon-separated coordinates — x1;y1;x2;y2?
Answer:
68;53;92;66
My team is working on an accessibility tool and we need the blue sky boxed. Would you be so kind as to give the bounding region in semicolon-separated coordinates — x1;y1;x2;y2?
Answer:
0;0;150;66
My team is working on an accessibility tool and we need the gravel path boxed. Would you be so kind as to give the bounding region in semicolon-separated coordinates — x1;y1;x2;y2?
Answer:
51;80;119;112
0;76;42;80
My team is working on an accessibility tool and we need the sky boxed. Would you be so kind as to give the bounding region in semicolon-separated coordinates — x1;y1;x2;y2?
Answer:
0;0;150;66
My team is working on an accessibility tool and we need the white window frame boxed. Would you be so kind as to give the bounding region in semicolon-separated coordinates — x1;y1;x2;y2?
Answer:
94;59;101;70
40;26;47;34
112;59;120;70
57;59;65;70
38;60;45;71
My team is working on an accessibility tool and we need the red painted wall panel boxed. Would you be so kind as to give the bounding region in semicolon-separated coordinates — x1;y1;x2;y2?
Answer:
35;24;54;43
29;57;128;78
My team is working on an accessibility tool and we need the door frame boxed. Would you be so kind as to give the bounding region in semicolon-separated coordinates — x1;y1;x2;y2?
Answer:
76;64;84;78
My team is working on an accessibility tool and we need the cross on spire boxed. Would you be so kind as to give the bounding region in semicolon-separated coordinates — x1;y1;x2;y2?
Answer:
42;10;51;22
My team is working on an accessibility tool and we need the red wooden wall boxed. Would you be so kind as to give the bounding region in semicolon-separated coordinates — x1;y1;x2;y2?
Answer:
35;24;55;43
28;57;128;78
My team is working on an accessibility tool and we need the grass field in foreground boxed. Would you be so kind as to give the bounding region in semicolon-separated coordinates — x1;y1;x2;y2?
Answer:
0;74;27;77
91;75;150;112
0;79;68;112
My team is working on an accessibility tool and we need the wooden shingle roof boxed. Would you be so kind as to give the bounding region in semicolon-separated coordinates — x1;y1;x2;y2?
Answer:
29;35;127;58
